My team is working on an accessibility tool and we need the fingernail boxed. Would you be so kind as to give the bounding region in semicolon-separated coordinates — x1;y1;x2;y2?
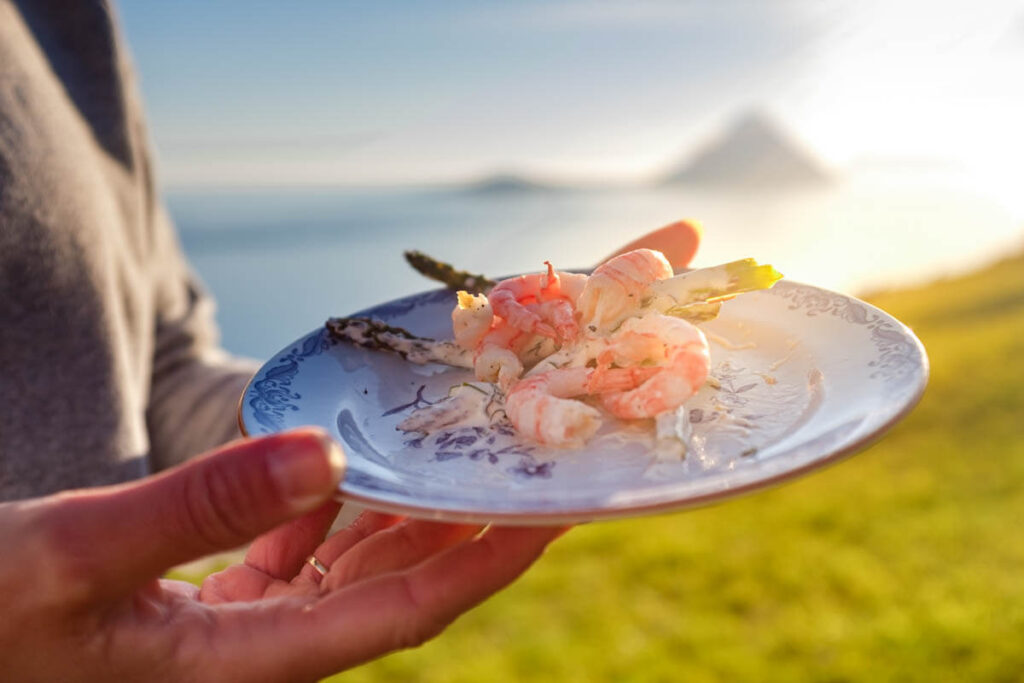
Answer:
268;430;346;512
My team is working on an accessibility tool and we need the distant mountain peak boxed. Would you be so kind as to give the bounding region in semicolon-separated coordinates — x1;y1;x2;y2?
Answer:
661;110;831;188
462;172;562;195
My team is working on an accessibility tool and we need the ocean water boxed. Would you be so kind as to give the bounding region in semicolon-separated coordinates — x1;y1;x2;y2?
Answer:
169;171;1022;360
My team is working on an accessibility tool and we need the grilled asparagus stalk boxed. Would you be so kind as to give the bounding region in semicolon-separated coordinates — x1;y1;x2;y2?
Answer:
404;250;496;294
326;317;472;368
399;251;779;333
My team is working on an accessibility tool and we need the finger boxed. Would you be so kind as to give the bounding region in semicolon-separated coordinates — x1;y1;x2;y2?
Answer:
199;500;344;604
36;428;344;603
244;499;342;580
602;219;703;270
240;525;566;681
320;519;482;590
293;510;403;587
199;563;279;604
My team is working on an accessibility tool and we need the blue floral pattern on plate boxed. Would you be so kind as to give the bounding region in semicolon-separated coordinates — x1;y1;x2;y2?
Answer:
247;328;336;434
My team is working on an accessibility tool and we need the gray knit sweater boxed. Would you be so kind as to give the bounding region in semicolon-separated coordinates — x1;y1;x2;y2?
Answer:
0;0;255;500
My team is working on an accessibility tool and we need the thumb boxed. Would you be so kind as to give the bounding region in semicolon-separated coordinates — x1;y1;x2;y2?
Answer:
38;428;344;601
602;219;703;270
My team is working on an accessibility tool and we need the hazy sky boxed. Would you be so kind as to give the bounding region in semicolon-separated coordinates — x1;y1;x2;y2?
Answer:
118;0;1024;188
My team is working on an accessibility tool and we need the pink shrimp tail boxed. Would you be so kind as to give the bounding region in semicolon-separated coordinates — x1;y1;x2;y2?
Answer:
541;261;559;293
541;262;581;342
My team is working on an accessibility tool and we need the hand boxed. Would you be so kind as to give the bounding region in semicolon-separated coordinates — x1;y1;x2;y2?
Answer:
604;219;702;270
0;430;564;682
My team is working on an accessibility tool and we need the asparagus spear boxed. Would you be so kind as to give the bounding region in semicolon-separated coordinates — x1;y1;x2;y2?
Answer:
399;251;778;335
403;250;496;294
328;258;780;369
329;251;492;364
325;317;472;368
661;300;723;324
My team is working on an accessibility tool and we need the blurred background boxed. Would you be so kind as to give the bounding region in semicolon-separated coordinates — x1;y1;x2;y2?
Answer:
120;0;1022;359
121;1;1024;680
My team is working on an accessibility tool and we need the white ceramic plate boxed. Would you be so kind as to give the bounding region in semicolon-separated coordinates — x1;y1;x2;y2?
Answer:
239;280;927;524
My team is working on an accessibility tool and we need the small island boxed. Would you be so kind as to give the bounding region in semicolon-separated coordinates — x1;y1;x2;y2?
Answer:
660;111;832;188
461;172;567;196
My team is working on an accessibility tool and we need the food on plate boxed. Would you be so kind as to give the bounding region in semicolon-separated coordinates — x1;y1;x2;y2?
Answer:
455;249;722;447
488;262;587;343
575;248;675;332
588;314;711;420
503;314;711;447
327;248;782;450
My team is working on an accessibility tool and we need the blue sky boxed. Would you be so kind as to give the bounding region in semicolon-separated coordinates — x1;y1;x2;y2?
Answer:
118;1;1024;189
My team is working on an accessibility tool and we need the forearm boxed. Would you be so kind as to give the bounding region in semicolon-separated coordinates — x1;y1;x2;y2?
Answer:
147;349;257;470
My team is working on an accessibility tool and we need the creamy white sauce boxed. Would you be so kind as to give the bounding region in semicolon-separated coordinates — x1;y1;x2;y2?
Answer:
767;339;800;371
704;329;757;351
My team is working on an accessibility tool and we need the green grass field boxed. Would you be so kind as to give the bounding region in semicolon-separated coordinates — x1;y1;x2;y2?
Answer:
320;251;1024;682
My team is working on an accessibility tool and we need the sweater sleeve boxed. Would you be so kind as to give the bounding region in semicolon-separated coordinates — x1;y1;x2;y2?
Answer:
144;202;259;471
112;2;257;470
0;0;259;495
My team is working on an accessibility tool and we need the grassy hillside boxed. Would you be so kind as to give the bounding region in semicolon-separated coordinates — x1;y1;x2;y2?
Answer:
330;251;1024;682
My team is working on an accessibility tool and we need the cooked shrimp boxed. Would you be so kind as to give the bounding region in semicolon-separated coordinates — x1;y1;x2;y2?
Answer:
505;367;602;448
473;320;527;388
576;249;673;331
528;298;578;343
451;263;586;384
452;290;493;350
488;262;581;343
555;270;589;304
591;314;710;419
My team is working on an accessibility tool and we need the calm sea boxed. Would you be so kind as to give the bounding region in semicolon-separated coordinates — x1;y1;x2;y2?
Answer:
169;170;1022;360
